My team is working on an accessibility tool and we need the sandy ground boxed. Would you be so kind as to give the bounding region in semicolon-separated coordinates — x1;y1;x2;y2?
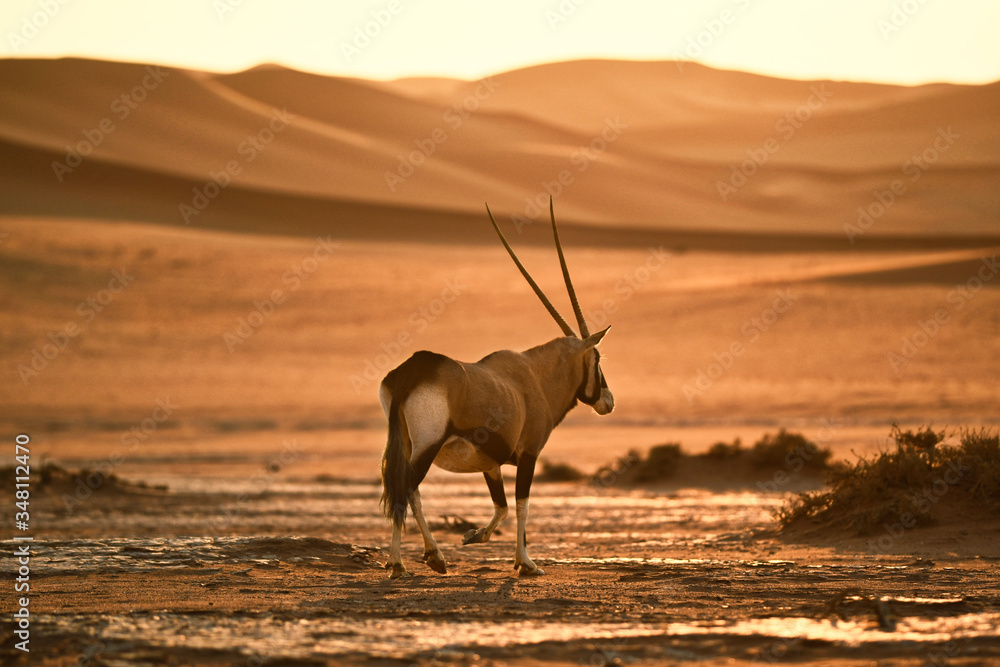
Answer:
2;464;999;666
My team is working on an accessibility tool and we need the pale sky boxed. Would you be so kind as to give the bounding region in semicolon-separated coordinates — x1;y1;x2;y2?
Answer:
2;0;998;85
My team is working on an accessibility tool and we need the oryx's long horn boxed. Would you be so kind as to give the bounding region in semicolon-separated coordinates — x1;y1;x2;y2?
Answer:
486;202;577;338
548;197;590;337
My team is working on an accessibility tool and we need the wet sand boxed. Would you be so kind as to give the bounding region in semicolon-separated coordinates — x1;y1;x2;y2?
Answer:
4;468;998;666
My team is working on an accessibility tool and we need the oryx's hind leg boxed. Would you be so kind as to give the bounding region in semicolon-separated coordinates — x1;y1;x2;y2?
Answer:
410;489;447;574
388;517;407;579
463;466;509;545
389;385;449;576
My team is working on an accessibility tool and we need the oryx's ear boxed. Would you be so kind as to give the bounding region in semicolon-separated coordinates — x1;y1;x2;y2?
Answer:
582;326;610;349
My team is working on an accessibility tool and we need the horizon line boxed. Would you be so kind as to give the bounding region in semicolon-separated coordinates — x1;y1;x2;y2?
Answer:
3;53;998;88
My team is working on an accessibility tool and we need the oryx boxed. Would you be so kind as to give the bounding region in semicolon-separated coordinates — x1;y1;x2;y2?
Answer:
379;199;614;578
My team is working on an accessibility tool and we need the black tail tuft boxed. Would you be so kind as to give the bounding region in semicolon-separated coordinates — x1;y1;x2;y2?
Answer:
380;397;413;529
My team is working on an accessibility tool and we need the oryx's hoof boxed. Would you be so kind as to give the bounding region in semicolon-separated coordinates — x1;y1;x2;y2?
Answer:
462;527;488;545
514;561;545;577
422;550;448;574
387;562;409;579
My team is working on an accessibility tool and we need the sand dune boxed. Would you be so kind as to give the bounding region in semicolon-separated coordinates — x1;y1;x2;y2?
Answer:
1;57;998;239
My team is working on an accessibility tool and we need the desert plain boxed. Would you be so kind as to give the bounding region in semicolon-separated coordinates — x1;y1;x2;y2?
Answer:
1;57;999;665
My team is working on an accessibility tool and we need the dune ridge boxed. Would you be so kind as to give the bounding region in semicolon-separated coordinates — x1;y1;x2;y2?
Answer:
1;56;998;240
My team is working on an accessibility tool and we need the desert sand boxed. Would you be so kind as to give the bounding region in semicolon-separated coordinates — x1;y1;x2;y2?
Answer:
1;57;998;665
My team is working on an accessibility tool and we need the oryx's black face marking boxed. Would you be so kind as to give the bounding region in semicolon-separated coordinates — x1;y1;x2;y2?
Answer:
577;348;608;406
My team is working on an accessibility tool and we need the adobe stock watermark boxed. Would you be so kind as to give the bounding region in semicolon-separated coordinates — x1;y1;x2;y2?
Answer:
213;0;245;20
340;0;408;63
61;398;179;512
845;126;959;243
888;255;997;373
716;84;833;202
510;116;628;231
591;451;641;489
384;77;502;192
682;289;798;402
17;268;135;385
757;418;841;492
925;638;975;667
349;277;467;393
877;0;931;40
6;0;72;52
581;633;633;666
753;637;802;664
179;107;295;224
545;0;589;30
51;66;170;182
223;236;340;352
584;246;672;330
206;440;303;536
672;0;754;72
866;459;970;554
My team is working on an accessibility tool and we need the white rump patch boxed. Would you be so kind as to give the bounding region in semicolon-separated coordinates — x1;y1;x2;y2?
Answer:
402;385;449;463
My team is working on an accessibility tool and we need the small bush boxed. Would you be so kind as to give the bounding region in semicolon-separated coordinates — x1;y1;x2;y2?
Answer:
891;423;945;456
750;429;831;473
706;438;743;460
593;431;833;487
633;443;682;482
940;427;1000;507
777;426;1000;535
538;459;586;482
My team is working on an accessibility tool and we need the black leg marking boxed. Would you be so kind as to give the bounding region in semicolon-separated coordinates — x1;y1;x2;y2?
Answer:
514;453;544;576
515;455;537;547
515;453;537;501
484;469;508;508
463;468;508;546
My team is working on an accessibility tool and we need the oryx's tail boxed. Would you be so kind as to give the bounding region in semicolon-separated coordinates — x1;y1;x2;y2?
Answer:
380;397;413;529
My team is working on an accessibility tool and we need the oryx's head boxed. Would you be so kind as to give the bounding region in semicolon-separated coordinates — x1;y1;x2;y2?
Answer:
486;198;614;416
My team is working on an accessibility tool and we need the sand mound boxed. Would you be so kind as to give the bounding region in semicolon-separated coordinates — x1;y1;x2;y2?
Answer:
777;427;1000;557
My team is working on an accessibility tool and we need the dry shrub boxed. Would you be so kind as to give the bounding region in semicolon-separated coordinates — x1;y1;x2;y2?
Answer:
777;425;1000;534
631;443;683;482
537;458;586;482
706;438;743;460
604;431;833;486
749;429;831;473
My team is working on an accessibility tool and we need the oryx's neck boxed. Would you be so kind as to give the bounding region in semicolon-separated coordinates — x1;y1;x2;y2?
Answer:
522;338;582;427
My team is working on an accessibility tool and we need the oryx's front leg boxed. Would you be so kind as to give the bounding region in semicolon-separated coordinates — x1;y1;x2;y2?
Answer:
463;467;508;545
513;454;544;576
